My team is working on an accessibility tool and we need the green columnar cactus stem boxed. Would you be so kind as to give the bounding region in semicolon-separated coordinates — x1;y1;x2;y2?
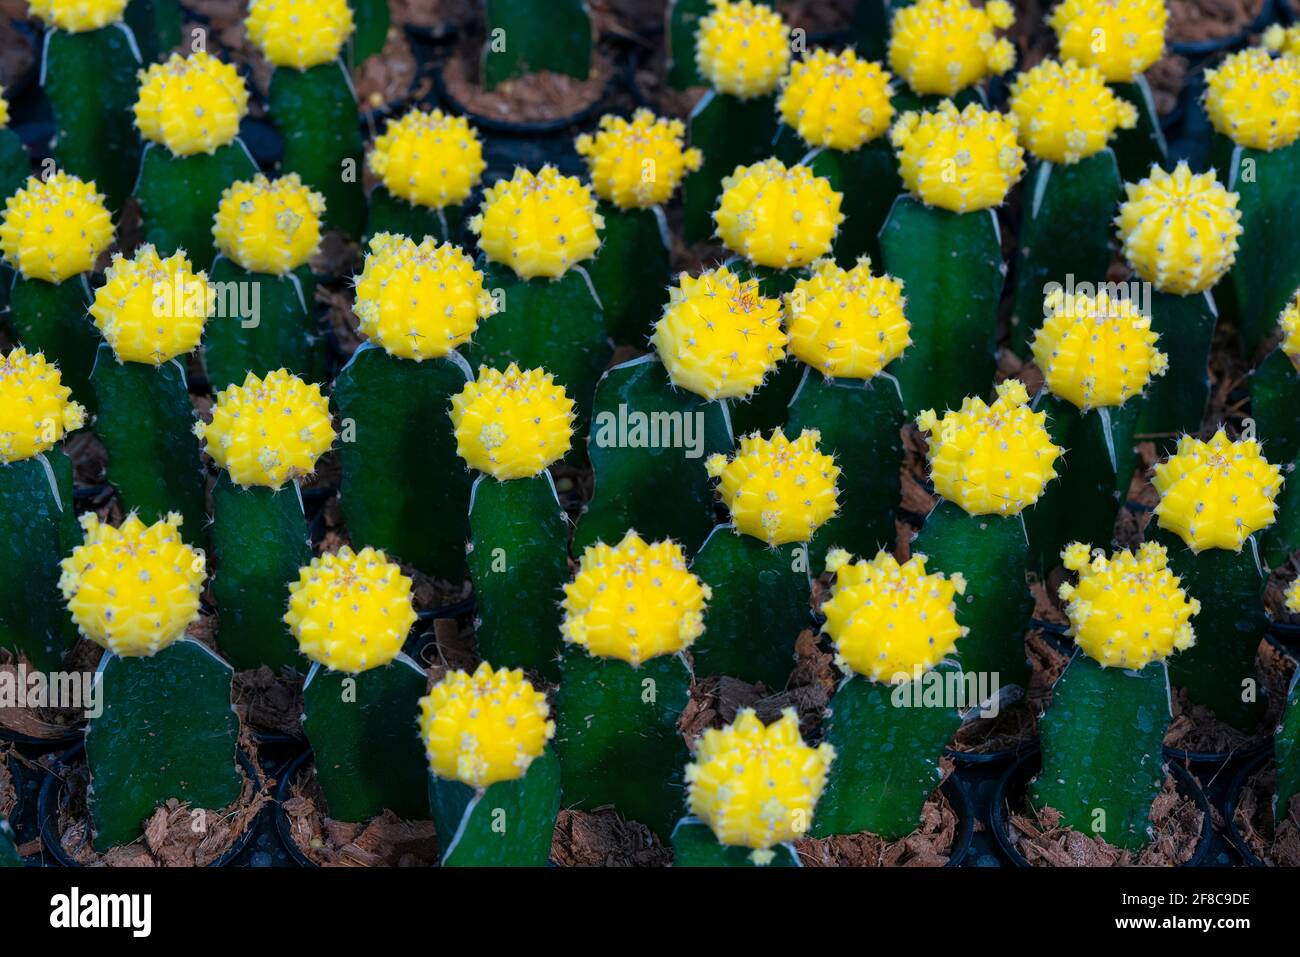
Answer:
0;819;19;866
1262;464;1300;569
1132;292;1216;456
1251;348;1300;472
365;187;459;244
672;818;800;866
847;0;890;61
727;359;803;438
805;143;901;268
123;0;181;63
482;0;592;89
682;94;780;243
583;205;671;346
8;274;99;413
667;0;712;89
347;0;388;63
1109;78;1167;183
1276;676;1300;820
0;128;30;204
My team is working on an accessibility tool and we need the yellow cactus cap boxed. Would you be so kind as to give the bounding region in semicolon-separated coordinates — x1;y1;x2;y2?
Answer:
1059;541;1198;668
1152;430;1281;552
916;379;1062;516
28;0;127;32
1115;162;1241;296
784;257;910;380
820;548;968;682
212;173;325;275
88;245;212;365
1264;24;1300;58
58;513;204;658
1279;291;1300;370
468;166;603;280
418;662;554;789
134;52;250;157
561;531;710;667
575;109;703;209
777;47;894;151
284;546;417;672
0;87;10;130
245;0;354;69
0;348;85;464
1049;0;1168;83
888;0;1016;97
1030;288;1167;410
0;172;113;283
1204;48;1300;152
685;709;834;862
352;233;496;361
1286;576;1300;615
706;429;840;545
449;364;574;480
194;369;335;488
1008;58;1139;164
368;108;486;210
713;158;844;269
890;100;1025;212
695;0;791;99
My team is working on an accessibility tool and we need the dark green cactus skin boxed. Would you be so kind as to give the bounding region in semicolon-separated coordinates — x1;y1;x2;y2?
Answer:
1110;78;1167;184
467;473;569;682
89;345;207;544
365;186;463;245
912;500;1033;690
575;356;732;556
42;24;143;211
1032;652;1169;851
124;0;181;64
482;0;591;89
553;649;691;840
0;819;20;866
881;198;1003;415
135;141;259;269
0;452;80;671
1135;291;1216;454
671;818;800;867
87;639;242;851
729;359;803;438
666;0;711;89
812;666;963;840
689;526;810;690
1251;347;1300;473
847;0;890;61
302;656;429;822
333;345;472;582
428;749;561;867
1261;457;1300;570
210;474;310;673
583;204;670;347
806;141;901;268
268;61;366;238
347;0;390;63
0;128;31;205
1276;679;1300;821
682;92;780;243
8;273;98;413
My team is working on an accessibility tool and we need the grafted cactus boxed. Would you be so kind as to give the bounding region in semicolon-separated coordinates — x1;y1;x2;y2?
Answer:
887;0;1015;104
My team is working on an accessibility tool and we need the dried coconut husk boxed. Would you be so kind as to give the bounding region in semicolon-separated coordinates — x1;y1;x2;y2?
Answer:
1165;640;1294;755
0;750;16;820
232;667;304;739
0;641;103;742
353;28;428;114
440;45;615;124
551;806;671;866
1169;0;1267;42
1232;760;1300;865
631;47;709;120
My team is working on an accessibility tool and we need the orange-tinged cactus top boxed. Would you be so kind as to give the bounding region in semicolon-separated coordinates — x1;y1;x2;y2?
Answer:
891;100;1025;212
777;48;894;151
1204;48;1300;152
888;0;1016;97
1008;58;1138;164
695;0;791;98
0;172;114;283
368;108;486;209
575;109;702;209
784;257;910;380
212;173;325;275
468;166;603;280
134;52;250;156
449;364;575;480
245;0;354;69
89;245;212;365
706;429;840;545
713;158;844;269
1049;0;1168;83
0;347;85;464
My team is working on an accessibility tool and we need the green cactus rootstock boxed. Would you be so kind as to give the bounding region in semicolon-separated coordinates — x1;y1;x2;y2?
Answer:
1251;347;1300;473
728;357;804;438
347;0;389;64
671;818;800;867
1134;292;1216;454
8;273;99;413
365;186;463;246
582;204;671;347
124;0;182;64
1263;463;1300;570
1109;78;1168;184
682;92;780;243
1276;678;1300;822
0;128;30;205
806;141;901;268
0;819;20;867
666;0;710;89
86;639;242;851
482;0;592;89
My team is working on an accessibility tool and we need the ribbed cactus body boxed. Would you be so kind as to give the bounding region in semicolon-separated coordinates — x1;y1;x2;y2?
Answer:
1277;681;1300;821
123;0;181;64
583;205;671;346
346;0;388;62
806;142;901;268
365;187;462;245
7;275;99;414
482;0;591;88
681;93;780;243
1131;291;1216;458
1252;300;1300;473
136;142;258;268
0;129;28;208
672;819;800;867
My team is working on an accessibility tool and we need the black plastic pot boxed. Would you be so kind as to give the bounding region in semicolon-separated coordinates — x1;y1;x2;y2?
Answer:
1170;0;1281;57
1163;734;1273;774
938;775;976;867
0;725;84;756
274;748;318;868
1268;621;1300;655
1224;749;1274;867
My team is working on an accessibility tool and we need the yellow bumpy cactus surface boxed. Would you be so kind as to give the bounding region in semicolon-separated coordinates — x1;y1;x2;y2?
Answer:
28;0;127;31
419;662;554;789
651;266;786;400
59;513;204;658
1152;430;1281;552
706;429;839;545
368;108;486;209
450;364;574;480
469;166;603;280
134;52;249;156
561;531;710;667
575;110;702;209
0;87;8;129
1280;291;1300;370
353;233;496;360
213;173;325;275
916;379;1062;516
820;548;967;683
1115;162;1241;296
685;709;834;863
888;0;1015;97
777;48;894;151
1008;58;1138;164
1059;542;1198;668
1049;0;1168;83
0;172;113;283
891;100;1025;212
1205;49;1300;152
245;0;354;69
713;159;843;269
195;369;335;488
695;0;791;99
0;348;85;463
284;546;417;673
89;245;212;365
1264;24;1300;58
784;257;910;380
1286;576;1300;614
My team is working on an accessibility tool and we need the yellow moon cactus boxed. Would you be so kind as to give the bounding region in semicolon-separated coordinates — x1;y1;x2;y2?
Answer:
1280;291;1300;370
685;709;834;863
713;158;844;269
561;531;710;667
283;546;417;672
916;379;1063;516
134;52;250;157
194;369;336;488
59;513;204;658
1059;541;1198;668
88;245;212;365
784;257;910;380
1115;162;1242;296
888;0;1016;97
449;364;575;480
1008;58;1139;164
352;233;496;361
1264;24;1300;59
245;0;354;70
28;0;127;32
695;0;791;99
1204;48;1300;152
777;48;894;151
706;429;840;545
1049;0;1168;84
0;87;8;129
468;166;604;280
0;347;86;464
212;173;325;275
890;100;1025;212
418;662;554;789
1152;430;1281;552
368;108;486;210
575;110;703;209
0;172;114;283
651;266;786;400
